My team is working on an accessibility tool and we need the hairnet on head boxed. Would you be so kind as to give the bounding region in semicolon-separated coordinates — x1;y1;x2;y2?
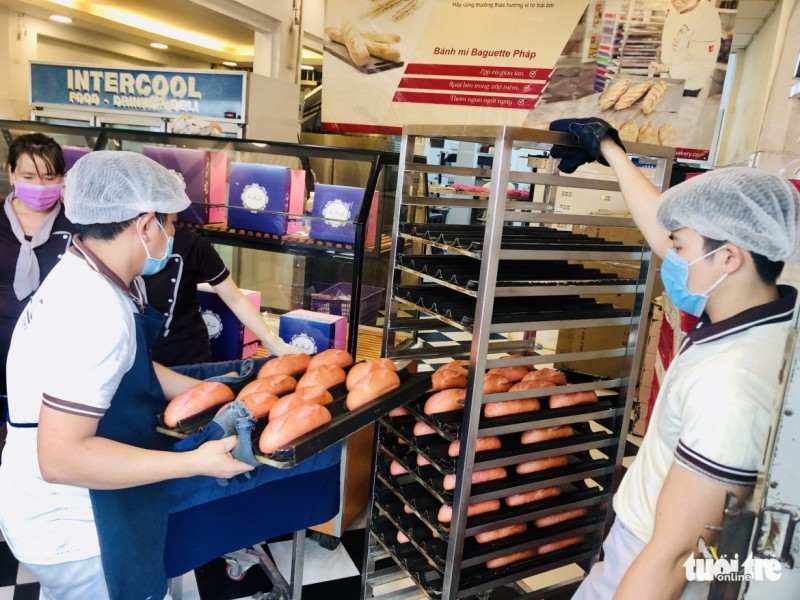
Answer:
656;167;800;262
64;151;190;225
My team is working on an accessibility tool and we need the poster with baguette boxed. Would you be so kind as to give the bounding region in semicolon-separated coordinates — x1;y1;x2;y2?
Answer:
522;1;740;162
322;0;590;134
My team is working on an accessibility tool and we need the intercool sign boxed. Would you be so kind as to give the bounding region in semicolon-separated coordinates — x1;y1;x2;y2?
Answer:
30;62;246;121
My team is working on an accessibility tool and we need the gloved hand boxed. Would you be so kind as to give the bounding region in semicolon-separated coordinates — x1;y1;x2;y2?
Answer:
173;399;260;485
261;327;307;356
548;117;626;173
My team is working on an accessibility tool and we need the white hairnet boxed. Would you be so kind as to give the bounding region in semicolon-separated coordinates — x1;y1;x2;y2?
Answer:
64;151;190;225
657;167;800;262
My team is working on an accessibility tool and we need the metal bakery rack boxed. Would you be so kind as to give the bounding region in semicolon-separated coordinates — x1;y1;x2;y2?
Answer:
361;125;674;599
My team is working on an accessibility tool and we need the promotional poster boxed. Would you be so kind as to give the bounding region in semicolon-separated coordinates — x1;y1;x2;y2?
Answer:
322;0;738;160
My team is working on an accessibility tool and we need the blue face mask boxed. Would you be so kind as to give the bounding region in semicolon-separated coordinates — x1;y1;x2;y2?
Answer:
660;245;728;317
138;217;173;276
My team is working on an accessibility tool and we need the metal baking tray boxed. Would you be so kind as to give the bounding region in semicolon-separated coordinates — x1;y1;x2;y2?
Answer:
399;223;641;254
396;284;630;326
397;254;637;291
156;361;432;468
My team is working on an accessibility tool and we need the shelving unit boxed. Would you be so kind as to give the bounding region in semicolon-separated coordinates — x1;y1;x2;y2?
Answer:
362;125;673;599
595;0;668;92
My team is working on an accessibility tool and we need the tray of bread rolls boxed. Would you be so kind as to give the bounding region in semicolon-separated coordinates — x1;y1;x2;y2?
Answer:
156;351;433;468
402;361;624;441
370;490;598;597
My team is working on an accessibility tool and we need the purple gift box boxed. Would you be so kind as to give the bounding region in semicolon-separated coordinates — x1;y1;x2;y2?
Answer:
227;163;299;235
61;146;91;173
309;183;378;245
278;309;347;355
197;283;262;360
142;146;226;225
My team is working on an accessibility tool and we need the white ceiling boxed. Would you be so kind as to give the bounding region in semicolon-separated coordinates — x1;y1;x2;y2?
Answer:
0;0;781;66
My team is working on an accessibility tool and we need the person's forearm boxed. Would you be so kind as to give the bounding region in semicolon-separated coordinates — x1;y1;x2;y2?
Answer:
614;544;689;600
39;433;202;489
601;138;672;259
153;361;201;400
213;276;283;347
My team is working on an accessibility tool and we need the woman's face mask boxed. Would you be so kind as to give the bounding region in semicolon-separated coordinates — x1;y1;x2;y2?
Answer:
660;245;729;317
13;181;64;211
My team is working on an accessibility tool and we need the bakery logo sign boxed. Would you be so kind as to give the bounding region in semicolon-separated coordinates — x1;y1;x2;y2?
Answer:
201;310;224;339
321;199;351;228
289;332;317;355
683;553;782;583
241;183;269;211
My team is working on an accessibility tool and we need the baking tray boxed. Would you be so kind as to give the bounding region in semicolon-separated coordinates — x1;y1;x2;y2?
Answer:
399;223;641;254
324;41;405;74
157;361;432;468
397;254;638;291
396;284;630;326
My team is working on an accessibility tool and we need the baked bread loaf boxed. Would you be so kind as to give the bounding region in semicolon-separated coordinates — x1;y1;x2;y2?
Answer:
641;81;667;115
637;122;659;144
618;120;639;142
658;123;679;147
614;81;653;110
599;78;630;110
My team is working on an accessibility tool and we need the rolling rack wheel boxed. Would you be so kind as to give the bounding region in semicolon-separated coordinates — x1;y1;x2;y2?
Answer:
309;530;341;550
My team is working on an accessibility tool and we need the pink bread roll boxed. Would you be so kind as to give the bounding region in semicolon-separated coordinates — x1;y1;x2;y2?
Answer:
549;390;598;409
520;425;574;445
483;373;513;394
269;385;333;420
431;367;468;391
515;455;569;475
346;358;397;390
388;406;411;417
483;398;540;418
389;460;407;476
345;369;401;410
487;366;528;383
486;549;537;569
435;360;469;374
423;388;466;415
239;392;280;420
448;436;501;457
416;454;430;467
505;486;561;507
437;499;500;523
538;535;584;554
534;508;588;528
240;375;297;398
521;368;567;385
258;403;331;454
475;523;528;544
296;365;346;390
443;467;506;491
396;531;410;544
257;353;311;378
307;348;354;370
165;381;235;427
509;379;558;393
413;420;437;436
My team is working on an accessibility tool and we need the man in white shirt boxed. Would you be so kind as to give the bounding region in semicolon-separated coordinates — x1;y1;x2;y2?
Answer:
0;151;254;600
650;0;723;97
548;118;800;599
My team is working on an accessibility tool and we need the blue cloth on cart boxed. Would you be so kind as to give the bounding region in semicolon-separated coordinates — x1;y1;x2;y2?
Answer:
164;358;343;577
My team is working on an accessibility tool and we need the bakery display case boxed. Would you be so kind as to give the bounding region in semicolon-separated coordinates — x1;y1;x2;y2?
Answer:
363;125;673;599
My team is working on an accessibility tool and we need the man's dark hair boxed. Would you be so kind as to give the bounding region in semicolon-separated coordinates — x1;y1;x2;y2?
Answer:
703;237;784;285
76;212;168;241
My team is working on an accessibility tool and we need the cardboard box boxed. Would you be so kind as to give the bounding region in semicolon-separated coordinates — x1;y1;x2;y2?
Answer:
142;146;227;225
309;183;378;245
227;163;305;235
197;283;261;360
279;309;347;354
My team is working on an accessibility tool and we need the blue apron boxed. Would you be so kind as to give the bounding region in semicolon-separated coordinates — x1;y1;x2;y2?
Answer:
89;305;172;600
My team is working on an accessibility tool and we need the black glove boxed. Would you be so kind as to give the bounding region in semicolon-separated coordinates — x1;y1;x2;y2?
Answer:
549;117;626;173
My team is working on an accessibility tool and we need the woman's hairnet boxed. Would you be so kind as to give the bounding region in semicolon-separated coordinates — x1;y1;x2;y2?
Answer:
656;167;800;262
64;151;190;225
